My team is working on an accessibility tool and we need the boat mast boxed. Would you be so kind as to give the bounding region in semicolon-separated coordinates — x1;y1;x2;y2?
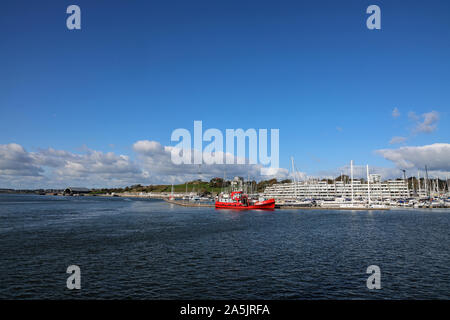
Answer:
350;160;354;205
418;171;421;195
446;175;449;195
444;175;450;193
334;175;336;198
291;156;297;199
220;170;227;197
366;164;371;205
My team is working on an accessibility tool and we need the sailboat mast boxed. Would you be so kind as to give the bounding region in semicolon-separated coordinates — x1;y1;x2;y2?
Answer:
350;160;354;205
291;156;297;199
366;164;371;205
418;171;421;195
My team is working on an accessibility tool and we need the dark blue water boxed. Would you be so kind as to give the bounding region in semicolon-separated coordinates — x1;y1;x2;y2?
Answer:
0;194;449;299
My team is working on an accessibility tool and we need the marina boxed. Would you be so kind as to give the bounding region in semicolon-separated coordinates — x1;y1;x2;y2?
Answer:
2;158;448;212
264;160;450;210
159;160;449;211
56;160;448;211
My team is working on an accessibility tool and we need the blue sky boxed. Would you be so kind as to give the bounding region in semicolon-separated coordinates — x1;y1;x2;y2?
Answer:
1;0;449;187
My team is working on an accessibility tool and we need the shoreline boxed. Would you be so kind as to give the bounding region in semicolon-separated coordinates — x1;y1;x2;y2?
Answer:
163;199;391;210
2;193;448;210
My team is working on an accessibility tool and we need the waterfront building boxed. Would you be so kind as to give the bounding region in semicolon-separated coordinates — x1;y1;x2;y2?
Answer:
263;179;410;201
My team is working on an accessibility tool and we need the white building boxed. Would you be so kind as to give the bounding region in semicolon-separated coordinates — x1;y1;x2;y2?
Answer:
263;179;409;201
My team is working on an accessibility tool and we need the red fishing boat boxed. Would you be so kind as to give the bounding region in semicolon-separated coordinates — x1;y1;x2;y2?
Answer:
215;191;275;209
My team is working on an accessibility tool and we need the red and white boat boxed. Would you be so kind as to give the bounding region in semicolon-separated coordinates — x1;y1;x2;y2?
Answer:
215;191;275;210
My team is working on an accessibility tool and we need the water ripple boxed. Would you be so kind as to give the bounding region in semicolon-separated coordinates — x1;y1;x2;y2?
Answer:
0;194;449;299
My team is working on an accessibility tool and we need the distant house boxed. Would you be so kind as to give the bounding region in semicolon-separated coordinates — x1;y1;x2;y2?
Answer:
63;187;91;195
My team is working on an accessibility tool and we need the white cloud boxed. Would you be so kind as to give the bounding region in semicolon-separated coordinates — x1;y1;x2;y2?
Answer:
392;107;400;118
376;143;450;171
0;141;291;189
133;140;288;184
408;111;418;120
0;143;43;177
133;140;164;154
262;167;290;178
0;144;146;189
3;141;447;189
410;111;440;133
389;136;407;145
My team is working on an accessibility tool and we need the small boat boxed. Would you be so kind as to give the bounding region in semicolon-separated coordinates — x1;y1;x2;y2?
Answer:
215;191;275;210
276;198;315;208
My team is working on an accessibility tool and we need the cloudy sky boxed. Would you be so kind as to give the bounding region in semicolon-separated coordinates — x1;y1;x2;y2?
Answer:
1;1;449;188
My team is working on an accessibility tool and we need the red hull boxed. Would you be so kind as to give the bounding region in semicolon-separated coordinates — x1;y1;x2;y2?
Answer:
215;198;276;210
